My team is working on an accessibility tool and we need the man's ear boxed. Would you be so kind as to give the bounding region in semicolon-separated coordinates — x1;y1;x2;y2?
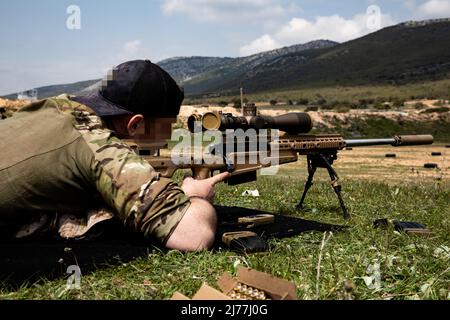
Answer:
127;114;145;136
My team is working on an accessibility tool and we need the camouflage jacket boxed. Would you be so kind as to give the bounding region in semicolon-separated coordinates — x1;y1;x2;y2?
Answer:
0;94;190;244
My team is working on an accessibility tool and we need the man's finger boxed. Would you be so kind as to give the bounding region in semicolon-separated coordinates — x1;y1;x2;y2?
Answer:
208;171;231;185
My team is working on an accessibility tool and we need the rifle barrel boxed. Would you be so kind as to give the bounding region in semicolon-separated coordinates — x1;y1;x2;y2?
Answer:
345;135;434;147
345;138;396;147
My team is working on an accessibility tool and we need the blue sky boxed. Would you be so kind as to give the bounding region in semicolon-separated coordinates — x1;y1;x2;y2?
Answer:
1;0;450;95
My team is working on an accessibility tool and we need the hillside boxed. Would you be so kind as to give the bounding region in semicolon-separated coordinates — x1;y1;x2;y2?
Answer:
2;79;99;100
158;40;337;86
182;19;450;95
158;56;235;83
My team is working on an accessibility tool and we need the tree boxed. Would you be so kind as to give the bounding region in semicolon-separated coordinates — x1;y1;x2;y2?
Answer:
232;98;241;109
297;98;309;105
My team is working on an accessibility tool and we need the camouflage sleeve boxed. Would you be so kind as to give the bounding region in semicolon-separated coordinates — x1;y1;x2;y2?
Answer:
83;130;190;244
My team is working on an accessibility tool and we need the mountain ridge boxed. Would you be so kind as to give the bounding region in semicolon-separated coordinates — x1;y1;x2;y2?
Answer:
158;40;338;84
181;19;450;95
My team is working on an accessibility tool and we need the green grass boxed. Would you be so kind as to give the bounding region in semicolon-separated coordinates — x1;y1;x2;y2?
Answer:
185;79;450;106
1;175;448;300
314;116;450;142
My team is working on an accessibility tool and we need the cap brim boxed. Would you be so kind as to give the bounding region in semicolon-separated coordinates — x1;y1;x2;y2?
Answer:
71;90;133;117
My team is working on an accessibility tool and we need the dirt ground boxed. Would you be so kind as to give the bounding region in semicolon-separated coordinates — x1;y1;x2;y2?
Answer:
179;99;449;129
0;98;30;111
279;144;449;185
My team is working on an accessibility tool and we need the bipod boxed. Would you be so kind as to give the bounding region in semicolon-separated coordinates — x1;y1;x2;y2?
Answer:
296;153;350;219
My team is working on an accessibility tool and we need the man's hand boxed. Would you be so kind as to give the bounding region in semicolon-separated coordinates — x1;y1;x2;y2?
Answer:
181;172;231;203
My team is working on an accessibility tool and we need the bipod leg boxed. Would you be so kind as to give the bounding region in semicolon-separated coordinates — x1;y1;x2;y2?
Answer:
319;155;351;220
296;156;317;210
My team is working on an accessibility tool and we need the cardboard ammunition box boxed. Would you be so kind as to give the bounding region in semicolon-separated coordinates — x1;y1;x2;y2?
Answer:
170;267;297;300
170;291;191;300
192;283;232;300
218;267;297;300
171;283;231;301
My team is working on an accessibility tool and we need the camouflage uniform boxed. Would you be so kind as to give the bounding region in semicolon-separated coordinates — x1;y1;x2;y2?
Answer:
0;94;190;244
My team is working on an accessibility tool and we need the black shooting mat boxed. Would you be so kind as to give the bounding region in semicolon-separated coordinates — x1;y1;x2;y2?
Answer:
214;205;346;247
0;221;152;287
0;207;345;287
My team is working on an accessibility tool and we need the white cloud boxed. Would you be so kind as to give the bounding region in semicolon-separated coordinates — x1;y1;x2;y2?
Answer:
123;40;141;54
415;0;450;19
161;0;286;22
239;10;396;55
403;0;417;10
240;34;281;55
118;40;144;61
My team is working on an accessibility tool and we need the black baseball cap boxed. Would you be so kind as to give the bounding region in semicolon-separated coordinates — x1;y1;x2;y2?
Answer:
71;60;184;117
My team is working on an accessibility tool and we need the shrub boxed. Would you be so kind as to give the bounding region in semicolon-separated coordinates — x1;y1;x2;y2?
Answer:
315;98;327;106
421;107;449;114
353;101;368;109
433;100;445;107
374;103;391;110
305;106;319;112
336;106;350;113
414;102;425;109
269;99;278;106
232;98;241;109
319;104;334;110
358;98;375;105
218;101;228;107
297;98;309;105
327;100;339;108
339;100;352;107
392;99;405;108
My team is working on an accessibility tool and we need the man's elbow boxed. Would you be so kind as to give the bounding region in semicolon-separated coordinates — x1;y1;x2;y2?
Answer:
166;198;217;252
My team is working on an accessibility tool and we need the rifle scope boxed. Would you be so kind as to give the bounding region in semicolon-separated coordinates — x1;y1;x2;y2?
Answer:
188;111;313;134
